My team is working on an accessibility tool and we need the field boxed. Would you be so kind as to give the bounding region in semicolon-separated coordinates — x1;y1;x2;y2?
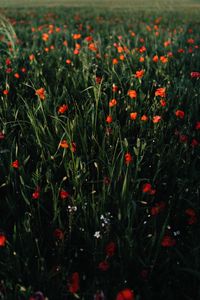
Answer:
0;2;200;300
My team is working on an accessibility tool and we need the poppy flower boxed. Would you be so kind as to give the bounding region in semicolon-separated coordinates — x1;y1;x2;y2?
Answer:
161;235;176;247
59;140;69;148
112;58;118;65
29;54;35;61
106;115;113;124
68;272;79;294
105;241;116;257
155;87;166;98
35;88;46;100
141;115;148;121
54;228;64;240
127;90;137;99
135;70;145;79
98;261;110;271
14;73;20;79
116;288;135;300
125;153;133;164
11;160;19;168
142;183;156;195
58;104;68;114
191;72;200;78
3;90;9;95
0;234;6;247
73;33;81;40
66;59;72;64
112;84;118;92
60;189;70;200
96;76;102;84
195;122;200;130
160;56;168;64
175;110;184;119
160;99;166;107
109;99;117;107
130;112;137;120
32;187;40;199
153;55;159;62
153;115;161;123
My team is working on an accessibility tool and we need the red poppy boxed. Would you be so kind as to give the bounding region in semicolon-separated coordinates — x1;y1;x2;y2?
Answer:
54;229;64;240
116;288;135;300
106;115;113;124
142;183;156;195
32;187;40;199
109;99;117;107
11;160;19;169
195;122;200;130
127;90;137;99
105;241;116;257
98;261;110;271
175;110;184;119
135;70;145;79
60;189;70;200
0;234;6;247
152;115;161;123
161;235;176;247
59;140;69;148
130;112;137;120
191;72;200;78
68;272;79;294
58;104;68;114
155;88;166;98
125;153;133;165
35;88;46;100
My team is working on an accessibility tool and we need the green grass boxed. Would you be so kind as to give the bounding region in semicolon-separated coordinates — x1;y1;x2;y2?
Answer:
0;5;200;300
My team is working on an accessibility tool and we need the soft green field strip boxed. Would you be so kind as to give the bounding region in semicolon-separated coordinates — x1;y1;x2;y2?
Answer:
0;0;200;8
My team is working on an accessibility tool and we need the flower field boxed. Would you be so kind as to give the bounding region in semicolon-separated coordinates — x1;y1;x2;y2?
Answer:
0;5;200;300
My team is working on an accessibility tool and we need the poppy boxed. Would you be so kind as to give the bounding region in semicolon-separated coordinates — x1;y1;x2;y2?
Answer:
191;72;200;78
98;261;110;271
130;112;137;120
68;272;79;294
153;115;161;123
175;110;184;119
135;70;145;79
153;55;159;62
127;90;137;99
32;187;40;199
109;99;117;107
116;288;135;300
161;235;176;247
11;160;19;168
195;122;200;130
106;115;113;124
60;189;70;200
35;88;46;100
59;140;69;148
0;234;6;247
142;183;156;195
58;104;68;114
155;87;166;98
125;153;133;164
141;115;148;121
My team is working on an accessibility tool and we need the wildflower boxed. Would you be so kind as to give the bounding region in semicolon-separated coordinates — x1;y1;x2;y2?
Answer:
161;235;176;247
195;121;200;129
11;160;19;169
35;88;46;100
29;54;35;61
135;70;145;79
106;115;113;124
153;115;161;123
153;55;159;62
155;87;166;98
54;228;64;240
59;140;69;148
116;288;135;300
112;58;118;65
60;189;70;200
66;59;72;64
73;33;81;40
127;90;137;99
191;72;200;78
139;56;145;62
14;73;20;79
3;90;9;95
58;104;68;114
109;99;117;107
112;84;119;92
175;110;184;119
32;187;40;199
105;241;116;257
125;153;133;164
179;135;188;143
98;261;109;271
160;56;168;64
96;76;102;84
142;183;156;195
0;234;6;247
68;272;79;294
130;112;137;120
160;99;166;107
141;114;148;121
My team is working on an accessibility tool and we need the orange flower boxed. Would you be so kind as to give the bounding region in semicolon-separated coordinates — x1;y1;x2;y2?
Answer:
153;55;159;62
160;56;168;64
175;110;184;119
141;114;148;121
112;58;118;65
139;57;145;62
125;153;133;164
42;33;49;41
106;115;113;124
59;140;69;148
109;99;117;107
0;234;6;247
155;87;166;98
135;70;145;79
119;54;125;61
73;33;81;40
130;112;137;120
35;88;46;100
88;43;97;52
11;160;19;168
29;54;35;61
117;46;124;53
153;115;162;123
58;104;68;114
127;90;137;99
14;73;20;79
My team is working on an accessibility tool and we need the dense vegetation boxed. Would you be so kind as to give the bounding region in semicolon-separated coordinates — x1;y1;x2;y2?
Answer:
0;7;200;300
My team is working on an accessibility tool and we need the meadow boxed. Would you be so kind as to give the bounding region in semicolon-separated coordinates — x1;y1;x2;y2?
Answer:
0;2;200;300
